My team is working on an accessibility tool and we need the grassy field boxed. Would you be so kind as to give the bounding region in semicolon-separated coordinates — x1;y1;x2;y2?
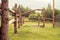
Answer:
8;22;60;40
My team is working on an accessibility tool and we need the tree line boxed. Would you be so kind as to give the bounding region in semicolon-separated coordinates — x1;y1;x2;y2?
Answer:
11;4;60;21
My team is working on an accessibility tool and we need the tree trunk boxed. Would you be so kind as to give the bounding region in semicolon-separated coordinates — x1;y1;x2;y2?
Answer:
1;0;9;40
0;27;1;40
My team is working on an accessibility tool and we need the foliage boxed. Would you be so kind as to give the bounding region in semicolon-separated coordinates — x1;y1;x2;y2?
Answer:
29;14;38;20
16;5;37;17
45;4;60;18
17;5;32;17
45;4;52;18
29;13;43;20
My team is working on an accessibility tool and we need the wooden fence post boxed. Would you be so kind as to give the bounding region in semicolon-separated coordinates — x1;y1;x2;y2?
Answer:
52;0;55;27
1;0;9;40
43;8;45;27
18;16;21;28
17;6;22;28
14;4;17;34
21;17;24;26
18;17;20;28
38;13;40;27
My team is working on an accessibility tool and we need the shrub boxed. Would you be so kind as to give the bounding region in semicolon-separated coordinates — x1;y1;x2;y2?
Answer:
29;14;43;21
29;14;38;20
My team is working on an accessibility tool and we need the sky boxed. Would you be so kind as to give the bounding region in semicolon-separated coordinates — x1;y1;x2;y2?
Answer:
0;0;60;9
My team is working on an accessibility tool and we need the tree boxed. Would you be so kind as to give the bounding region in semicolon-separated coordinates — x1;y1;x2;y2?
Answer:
1;0;9;40
45;4;52;18
54;9;59;16
17;5;35;17
45;4;59;19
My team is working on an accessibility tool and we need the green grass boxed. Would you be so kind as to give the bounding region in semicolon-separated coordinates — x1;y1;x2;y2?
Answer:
8;22;60;40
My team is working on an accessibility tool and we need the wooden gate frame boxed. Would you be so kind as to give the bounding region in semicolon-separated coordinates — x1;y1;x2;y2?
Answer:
23;8;46;27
